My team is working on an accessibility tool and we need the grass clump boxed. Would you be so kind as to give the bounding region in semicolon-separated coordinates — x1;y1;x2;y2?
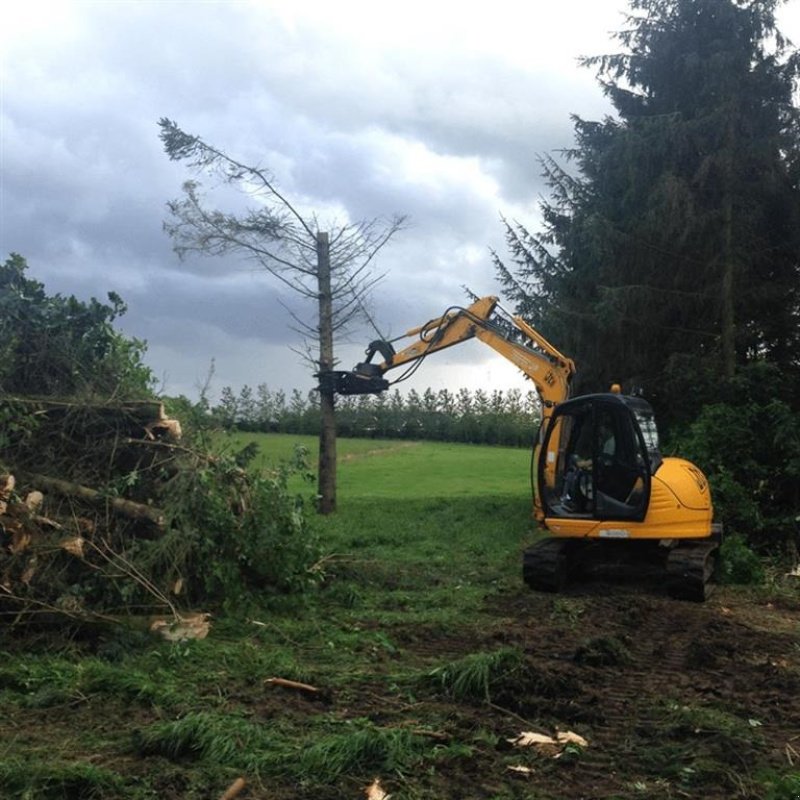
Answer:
134;712;435;785
428;647;524;703
0;758;125;799
573;636;633;667
0;653;187;710
133;711;281;766
758;770;800;800
663;701;763;744
298;722;430;780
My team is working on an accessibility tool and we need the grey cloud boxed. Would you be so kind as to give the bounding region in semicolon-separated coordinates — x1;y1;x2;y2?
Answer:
0;1;624;399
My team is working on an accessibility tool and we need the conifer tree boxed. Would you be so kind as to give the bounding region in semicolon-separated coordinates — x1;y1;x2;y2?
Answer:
495;0;800;424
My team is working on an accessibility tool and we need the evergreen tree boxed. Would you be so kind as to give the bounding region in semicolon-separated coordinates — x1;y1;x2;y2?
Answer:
495;0;800;425
237;385;257;428
217;386;239;429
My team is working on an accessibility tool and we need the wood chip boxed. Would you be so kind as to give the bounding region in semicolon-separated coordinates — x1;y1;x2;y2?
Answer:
59;536;85;558
150;612;211;641
24;491;44;512
365;778;391;800
218;777;246;800
508;729;588;757
557;730;589;748
509;731;557;747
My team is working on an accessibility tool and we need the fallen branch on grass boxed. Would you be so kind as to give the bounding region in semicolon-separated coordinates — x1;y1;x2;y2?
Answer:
264;677;321;694
409;728;449;741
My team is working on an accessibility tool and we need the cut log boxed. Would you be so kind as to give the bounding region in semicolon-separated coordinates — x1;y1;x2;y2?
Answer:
1;398;167;421
145;418;182;442
0;474;15;515
21;473;165;528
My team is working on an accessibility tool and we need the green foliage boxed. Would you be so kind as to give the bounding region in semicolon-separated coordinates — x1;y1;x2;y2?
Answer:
214;383;541;447
0;398;39;452
493;0;800;423
758;770;800;800
0;253;154;398
717;535;766;585
0;759;125;799
672;362;800;547
138;444;320;610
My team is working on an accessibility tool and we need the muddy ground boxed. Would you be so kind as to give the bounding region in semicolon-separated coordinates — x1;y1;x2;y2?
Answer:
334;581;800;799
3;579;799;799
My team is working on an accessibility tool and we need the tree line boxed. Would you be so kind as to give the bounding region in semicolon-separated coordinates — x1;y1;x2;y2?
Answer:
212;384;541;447
493;0;800;547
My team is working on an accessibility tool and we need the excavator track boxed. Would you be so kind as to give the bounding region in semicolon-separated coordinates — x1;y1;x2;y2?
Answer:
523;537;719;601
523;538;574;593
666;540;718;602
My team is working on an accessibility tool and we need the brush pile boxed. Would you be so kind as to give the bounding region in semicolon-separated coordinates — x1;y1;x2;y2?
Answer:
0;397;184;622
0;396;319;629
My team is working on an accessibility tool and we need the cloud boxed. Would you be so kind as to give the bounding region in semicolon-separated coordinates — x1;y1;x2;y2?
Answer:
3;0;714;401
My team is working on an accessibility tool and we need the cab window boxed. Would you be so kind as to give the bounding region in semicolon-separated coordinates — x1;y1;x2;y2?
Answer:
540;399;650;522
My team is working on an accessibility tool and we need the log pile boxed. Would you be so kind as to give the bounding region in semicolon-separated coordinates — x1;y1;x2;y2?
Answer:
0;397;185;625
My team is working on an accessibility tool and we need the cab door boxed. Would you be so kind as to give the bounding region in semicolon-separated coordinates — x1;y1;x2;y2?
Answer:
538;396;651;522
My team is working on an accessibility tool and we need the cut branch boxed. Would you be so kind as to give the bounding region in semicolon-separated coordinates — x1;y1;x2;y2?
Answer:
264;677;321;694
21;473;165;528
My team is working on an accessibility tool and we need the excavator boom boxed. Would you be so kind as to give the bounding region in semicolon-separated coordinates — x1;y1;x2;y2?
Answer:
329;296;575;425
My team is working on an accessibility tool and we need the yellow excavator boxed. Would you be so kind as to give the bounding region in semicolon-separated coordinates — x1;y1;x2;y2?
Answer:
325;296;721;601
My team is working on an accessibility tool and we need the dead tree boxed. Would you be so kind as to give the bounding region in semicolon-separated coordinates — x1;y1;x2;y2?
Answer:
159;119;405;513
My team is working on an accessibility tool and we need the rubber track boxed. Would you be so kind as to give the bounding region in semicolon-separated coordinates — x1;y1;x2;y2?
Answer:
666;541;718;601
522;538;571;593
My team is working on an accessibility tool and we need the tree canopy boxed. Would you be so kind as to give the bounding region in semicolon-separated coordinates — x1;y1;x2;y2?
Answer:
0;253;153;399
494;0;800;428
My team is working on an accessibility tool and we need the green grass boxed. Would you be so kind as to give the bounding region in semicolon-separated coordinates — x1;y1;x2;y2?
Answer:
427;647;525;703
221;431;533;499
3;432;797;799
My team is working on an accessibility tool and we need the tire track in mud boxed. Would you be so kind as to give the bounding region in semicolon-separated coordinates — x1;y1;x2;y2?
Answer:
486;586;800;798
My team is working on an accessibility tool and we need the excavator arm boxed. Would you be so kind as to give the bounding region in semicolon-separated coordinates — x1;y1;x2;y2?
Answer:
326;295;575;425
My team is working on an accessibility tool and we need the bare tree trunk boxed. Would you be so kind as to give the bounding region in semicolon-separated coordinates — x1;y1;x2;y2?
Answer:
316;232;337;514
720;107;737;380
721;194;736;379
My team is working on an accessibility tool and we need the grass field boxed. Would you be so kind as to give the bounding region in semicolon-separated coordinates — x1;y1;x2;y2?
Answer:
220;431;534;498
1;433;799;799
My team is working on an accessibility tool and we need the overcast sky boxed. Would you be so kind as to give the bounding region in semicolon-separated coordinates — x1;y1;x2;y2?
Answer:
2;1;798;402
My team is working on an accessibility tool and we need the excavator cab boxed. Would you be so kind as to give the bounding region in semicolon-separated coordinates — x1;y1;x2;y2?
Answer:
539;394;657;523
